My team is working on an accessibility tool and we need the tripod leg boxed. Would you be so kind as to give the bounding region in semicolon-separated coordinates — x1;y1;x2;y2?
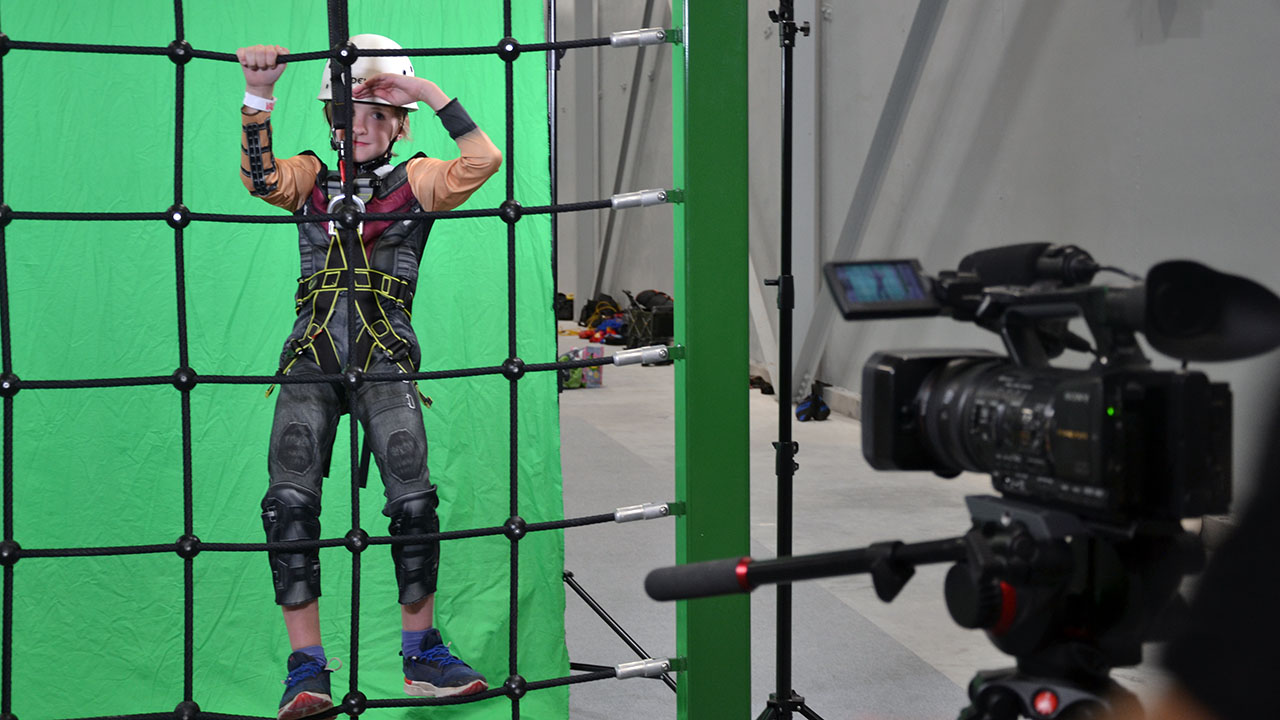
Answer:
796;704;827;720
755;705;783;720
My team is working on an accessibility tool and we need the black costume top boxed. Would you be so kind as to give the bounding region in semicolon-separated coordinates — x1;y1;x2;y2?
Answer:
239;99;503;373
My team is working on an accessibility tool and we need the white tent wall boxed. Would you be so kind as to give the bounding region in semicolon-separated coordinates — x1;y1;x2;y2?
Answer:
554;0;1280;506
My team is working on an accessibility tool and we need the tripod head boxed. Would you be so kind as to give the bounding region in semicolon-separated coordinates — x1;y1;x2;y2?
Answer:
946;497;1201;719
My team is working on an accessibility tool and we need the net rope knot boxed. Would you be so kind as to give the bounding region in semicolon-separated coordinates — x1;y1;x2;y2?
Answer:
167;40;192;65
497;37;521;62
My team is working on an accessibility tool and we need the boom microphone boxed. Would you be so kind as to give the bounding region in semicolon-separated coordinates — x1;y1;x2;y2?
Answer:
958;243;1100;287
645;539;966;602
644;557;752;601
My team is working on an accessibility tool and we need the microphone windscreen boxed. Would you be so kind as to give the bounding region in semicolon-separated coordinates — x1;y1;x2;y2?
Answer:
958;243;1053;286
644;557;750;601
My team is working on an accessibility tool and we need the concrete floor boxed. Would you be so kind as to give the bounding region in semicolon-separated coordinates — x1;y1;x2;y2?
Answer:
557;328;1174;719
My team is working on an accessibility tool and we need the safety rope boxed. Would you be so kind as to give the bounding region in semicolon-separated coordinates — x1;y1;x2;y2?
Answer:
0;1;678;717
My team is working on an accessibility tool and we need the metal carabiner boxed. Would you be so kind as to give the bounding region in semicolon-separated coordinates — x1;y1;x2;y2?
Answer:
327;192;367;236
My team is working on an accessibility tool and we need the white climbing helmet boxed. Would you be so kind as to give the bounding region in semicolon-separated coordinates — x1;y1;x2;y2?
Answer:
317;33;418;112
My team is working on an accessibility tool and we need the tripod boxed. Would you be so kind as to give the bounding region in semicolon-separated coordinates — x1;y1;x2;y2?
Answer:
756;2;821;719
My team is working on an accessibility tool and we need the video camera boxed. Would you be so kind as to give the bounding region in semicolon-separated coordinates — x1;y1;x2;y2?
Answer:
647;244;1280;718
825;242;1280;524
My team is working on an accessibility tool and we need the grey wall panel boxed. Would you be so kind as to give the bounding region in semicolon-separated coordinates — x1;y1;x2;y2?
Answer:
558;0;1280;503
595;0;676;301
555;0;676;308
817;1;1280;502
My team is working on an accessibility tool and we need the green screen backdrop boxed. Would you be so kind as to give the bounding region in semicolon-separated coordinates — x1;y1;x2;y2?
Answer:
2;1;566;717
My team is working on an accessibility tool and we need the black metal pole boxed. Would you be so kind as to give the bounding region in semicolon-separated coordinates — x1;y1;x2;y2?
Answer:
776;0;796;709
563;572;678;693
759;3;816;719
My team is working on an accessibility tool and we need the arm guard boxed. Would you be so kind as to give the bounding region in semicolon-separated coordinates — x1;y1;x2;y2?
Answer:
241;111;278;197
405;98;503;213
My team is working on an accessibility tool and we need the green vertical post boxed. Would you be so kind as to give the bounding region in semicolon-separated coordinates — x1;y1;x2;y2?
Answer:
672;1;751;719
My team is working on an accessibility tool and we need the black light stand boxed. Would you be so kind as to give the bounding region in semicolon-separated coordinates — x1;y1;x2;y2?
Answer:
757;3;822;719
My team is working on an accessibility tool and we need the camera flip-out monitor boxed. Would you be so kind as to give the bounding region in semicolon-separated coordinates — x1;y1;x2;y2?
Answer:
823;259;942;320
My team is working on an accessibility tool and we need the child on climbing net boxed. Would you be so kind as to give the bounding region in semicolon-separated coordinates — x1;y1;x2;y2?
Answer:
238;34;502;719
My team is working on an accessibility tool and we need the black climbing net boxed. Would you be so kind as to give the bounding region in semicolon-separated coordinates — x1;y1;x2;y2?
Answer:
0;1;678;718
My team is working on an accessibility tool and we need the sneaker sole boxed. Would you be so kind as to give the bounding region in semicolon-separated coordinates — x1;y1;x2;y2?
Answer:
279;691;333;720
404;678;488;698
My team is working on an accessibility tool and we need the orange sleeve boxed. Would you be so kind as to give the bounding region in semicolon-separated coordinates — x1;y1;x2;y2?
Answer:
240;109;322;212
405;128;503;212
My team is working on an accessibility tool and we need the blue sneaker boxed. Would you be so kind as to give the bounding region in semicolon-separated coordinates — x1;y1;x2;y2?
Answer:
403;629;488;697
278;651;334;720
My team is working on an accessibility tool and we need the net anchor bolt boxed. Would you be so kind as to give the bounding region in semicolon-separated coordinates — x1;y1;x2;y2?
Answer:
167;40;193;65
499;199;523;225
173;700;200;720
502;357;526;381
175;534;201;560
341;691;368;715
504;516;527;541
166;204;191;229
503;674;527;698
497;37;521;62
343;367;364;392
0;203;12;227
345;528;369;554
172;367;198;392
0;34;9;57
335;41;358;66
0;373;20;398
337;202;361;230
0;540;20;567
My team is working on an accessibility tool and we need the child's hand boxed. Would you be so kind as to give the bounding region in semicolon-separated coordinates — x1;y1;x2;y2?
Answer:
237;45;289;97
354;74;451;112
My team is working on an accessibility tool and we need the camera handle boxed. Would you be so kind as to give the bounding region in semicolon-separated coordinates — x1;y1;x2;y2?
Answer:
971;295;1095;368
644;496;1084;603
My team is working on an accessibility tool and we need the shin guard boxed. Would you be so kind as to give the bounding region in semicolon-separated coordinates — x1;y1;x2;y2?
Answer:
261;484;323;606
387;490;440;605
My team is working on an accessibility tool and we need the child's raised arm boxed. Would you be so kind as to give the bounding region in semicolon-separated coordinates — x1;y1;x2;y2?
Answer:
237;43;321;211
354;74;451;113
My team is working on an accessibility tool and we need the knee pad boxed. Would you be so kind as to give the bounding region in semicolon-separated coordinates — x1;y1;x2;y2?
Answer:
261;484;322;606
387;490;440;605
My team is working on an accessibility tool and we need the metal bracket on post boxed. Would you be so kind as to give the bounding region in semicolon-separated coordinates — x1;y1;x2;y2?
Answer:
616;657;674;680
768;7;811;48
773;440;799;477
764;275;795;312
615;502;673;523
